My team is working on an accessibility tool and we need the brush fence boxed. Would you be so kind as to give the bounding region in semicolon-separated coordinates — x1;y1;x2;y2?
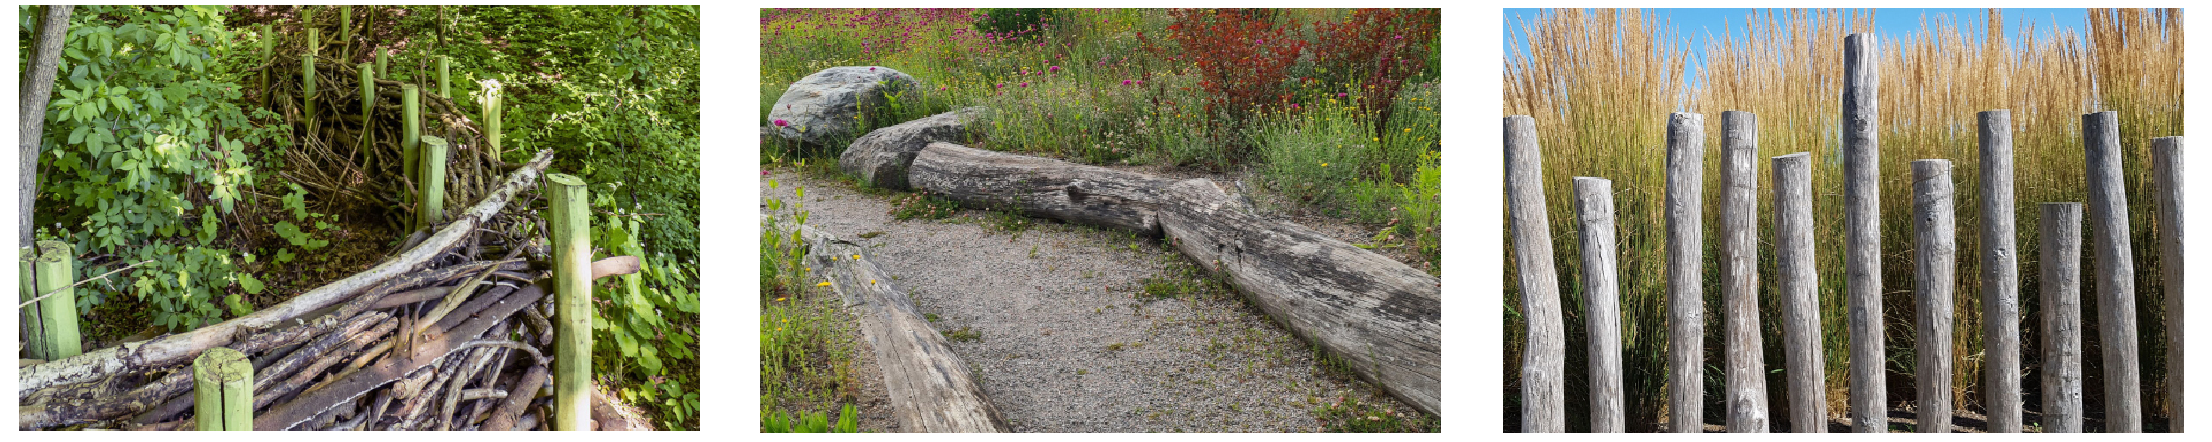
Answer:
1505;33;2183;434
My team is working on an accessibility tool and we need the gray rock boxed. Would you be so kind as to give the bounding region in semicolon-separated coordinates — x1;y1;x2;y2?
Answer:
766;66;921;145
840;107;988;189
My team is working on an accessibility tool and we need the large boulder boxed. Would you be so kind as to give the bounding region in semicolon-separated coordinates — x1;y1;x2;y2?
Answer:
840;107;988;189
765;66;920;145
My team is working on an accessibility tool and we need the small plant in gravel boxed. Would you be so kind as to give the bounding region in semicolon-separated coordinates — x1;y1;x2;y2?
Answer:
1312;393;1435;432
761;180;864;431
889;191;961;220
762;403;860;433
944;326;982;342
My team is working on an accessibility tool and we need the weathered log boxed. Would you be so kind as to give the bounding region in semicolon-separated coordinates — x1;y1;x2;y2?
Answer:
1573;177;1624;433
1719;111;1768;433
481;365;550;431
1156;178;1442;416
1771;152;1824;432
2040;203;2085;433
1665;112;1705;432
26;314;352;430
803;226;1012;433
1842;33;1887;433
1504;115;1564;431
18;149;556;395
909;142;1182;235
2152;136;2183;433
2083;111;2141;432
1912;159;1955;433
842;107;988;190
1977;110;2022;432
254;283;546;430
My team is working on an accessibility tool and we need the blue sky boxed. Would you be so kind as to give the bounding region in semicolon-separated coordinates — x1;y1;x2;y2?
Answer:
1503;8;2091;90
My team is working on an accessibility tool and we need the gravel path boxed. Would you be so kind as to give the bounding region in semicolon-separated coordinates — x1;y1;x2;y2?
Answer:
762;169;1415;432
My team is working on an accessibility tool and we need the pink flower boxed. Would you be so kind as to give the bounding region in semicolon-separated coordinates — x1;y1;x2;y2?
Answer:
773;119;790;127
996;83;1005;89
1255;38;1264;45
1020;81;1029;88
1049;65;1061;73
1338;92;1348;98
869;66;877;72
1122;80;1133;86
1136;80;1144;86
762;170;770;177
1290;103;1300;110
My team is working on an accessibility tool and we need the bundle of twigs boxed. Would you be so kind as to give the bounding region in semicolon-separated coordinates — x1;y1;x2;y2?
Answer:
249;46;509;232
15;150;648;431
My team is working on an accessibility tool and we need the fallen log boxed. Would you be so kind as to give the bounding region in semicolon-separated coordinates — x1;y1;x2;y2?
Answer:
909;142;1182;235
802;225;1012;433
19;149;556;395
1155;178;1442;415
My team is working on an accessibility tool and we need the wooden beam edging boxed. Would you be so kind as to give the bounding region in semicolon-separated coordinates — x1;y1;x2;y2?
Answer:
799;225;1012;433
898;142;1442;416
17;149;556;395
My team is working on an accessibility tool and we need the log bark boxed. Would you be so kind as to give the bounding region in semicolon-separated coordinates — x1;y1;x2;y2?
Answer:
23;314;351;430
1666;111;1705;433
2152;136;2183;433
1771;152;1824;432
1719;110;1768;433
1504;115;1564;432
1156;178;1442;416
1912;159;1954;433
17;149;554;395
803;226;1011;432
482;365;550;431
1842;33;1886;433
909;142;1182;235
2083;111;2141;432
2039;203;2084;433
1573;177;1623;433
1976;110;2022;432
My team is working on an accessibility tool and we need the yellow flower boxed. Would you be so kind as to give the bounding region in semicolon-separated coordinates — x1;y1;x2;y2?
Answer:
1321;162;1329;167
817;281;832;287
870;279;878;284
1372;137;1380;142
852;254;861;260
1404;128;1412;133
776;297;787;302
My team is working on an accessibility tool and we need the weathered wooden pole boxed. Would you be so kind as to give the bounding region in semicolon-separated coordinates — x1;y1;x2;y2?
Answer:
1719;110;1769;433
33;240;81;360
1504;115;1564;432
1841;33;1887;433
1575;177;1625;433
2152;136;2183;433
485;82;505;159
192;347;253;431
1665;111;1706;433
419;136;449;228
403;84;421;185
1912;159;1955;433
376;50;389;80
339;6;351;60
2083;111;2141;432
306;26;318;57
1772;152;1824;432
546;173;592;431
260;23;273;108
1977;110;2022;432
20;247;48;361
438;56;452;99
2040;202;2085;433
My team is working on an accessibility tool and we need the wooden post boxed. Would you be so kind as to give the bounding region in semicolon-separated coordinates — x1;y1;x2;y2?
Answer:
33;240;81;360
1911;159;1955;433
403;84;421;185
438;56;451;99
1574;177;1624;433
376;50;389;80
2039;202;2084;433
419;136;448;228
1841;33;1887;433
1719;110;1769;433
1977;110;2022;432
358;63;374;117
485;83;504;159
2083;111;2141;432
301;54;317;123
260;23;273;108
306;26;318;57
1503;115;1564;433
192;347;253;431
1772;152;1824;432
545;173;591;431
1666;111;1705;433
339;5;351;61
2152;136;2183;433
20;247;47;361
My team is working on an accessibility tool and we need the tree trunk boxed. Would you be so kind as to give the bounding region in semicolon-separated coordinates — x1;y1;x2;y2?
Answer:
20;5;73;249
909;142;1181;235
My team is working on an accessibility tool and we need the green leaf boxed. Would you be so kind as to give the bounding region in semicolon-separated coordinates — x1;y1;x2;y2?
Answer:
238;272;264;295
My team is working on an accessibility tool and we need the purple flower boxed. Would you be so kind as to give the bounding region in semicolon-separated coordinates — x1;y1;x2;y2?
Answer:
1255;38;1264;45
1136;80;1144;86
1122;79;1133;86
996;83;1005;89
1049;65;1061;73
869;67;878;72
773;119;790;127
1290;103;1300;110
1338;92;1348;98
1020;81;1029;88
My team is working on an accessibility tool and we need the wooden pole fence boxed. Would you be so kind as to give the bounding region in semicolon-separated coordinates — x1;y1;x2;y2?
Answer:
545;173;592;431
192;347;252;431
2152;136;2183;433
1772;152;1824;432
1665;111;1705;433
32;240;81;360
1977;110;2023;432
1574;177;1624;433
1912;159;1956;433
420;135;449;228
2040;202;2085;433
1720;110;1769;433
1842;32;1887;434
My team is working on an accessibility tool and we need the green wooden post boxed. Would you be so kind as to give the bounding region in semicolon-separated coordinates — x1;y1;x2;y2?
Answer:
484;84;503;159
338;5;351;61
419;136;448;228
20;247;46;361
193;347;253;431
306;26;318;57
358;62;374;117
33;240;81;360
260;23;273;108
437;56;451;99
403;84;421;185
301;54;317;124
546;173;591;431
376;50;389;80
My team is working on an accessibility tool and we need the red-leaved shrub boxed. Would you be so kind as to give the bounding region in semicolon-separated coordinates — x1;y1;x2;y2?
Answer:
1141;9;1307;161
1311;8;1439;140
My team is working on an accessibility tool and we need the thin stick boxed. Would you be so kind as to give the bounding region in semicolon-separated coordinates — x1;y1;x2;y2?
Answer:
20;259;154;309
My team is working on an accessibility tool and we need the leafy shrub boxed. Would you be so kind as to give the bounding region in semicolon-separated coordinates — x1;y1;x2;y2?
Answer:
1143;9;1307;160
589;184;701;429
1310;8;1440;140
974;8;1054;40
29;5;299;330
1257;104;1376;207
762;403;858;433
